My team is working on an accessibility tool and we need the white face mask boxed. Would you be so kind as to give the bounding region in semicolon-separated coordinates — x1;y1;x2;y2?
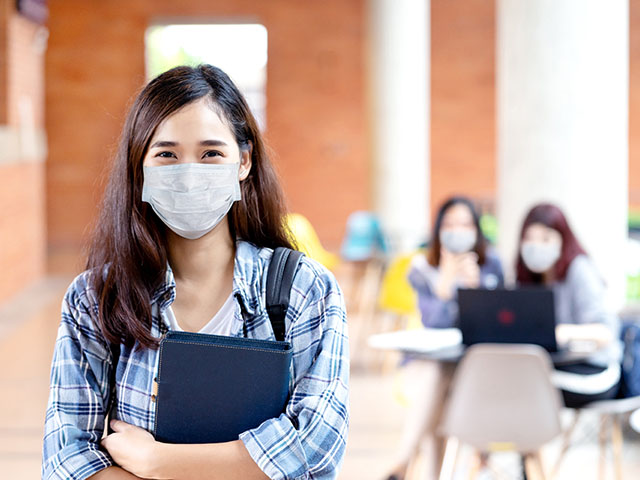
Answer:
439;229;477;254
520;241;561;273
142;163;242;240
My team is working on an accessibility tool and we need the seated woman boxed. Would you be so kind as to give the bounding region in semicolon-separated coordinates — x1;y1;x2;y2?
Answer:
409;196;504;328
516;203;622;407
384;196;504;480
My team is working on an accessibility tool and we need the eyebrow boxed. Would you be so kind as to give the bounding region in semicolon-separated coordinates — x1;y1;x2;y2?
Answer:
149;139;229;149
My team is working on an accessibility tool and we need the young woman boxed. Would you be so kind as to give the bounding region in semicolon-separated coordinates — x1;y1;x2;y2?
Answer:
42;65;349;480
516;203;621;407
408;196;504;328
385;196;504;480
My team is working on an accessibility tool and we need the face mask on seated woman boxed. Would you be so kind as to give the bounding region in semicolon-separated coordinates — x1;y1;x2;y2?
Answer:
439;229;477;254
520;241;561;273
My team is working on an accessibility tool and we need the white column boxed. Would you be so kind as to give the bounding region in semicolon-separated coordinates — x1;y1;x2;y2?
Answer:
497;0;629;308
368;0;430;253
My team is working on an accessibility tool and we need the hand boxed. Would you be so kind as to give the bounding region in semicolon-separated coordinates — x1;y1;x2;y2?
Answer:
101;420;166;479
435;249;459;300
555;323;613;350
456;252;480;288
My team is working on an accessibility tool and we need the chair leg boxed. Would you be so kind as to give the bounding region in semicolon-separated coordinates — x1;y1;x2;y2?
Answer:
466;450;482;480
524;454;534;480
432;434;449;480
438;437;459;480
611;413;624;480
599;414;611;480
531;451;547;480
359;261;384;370
551;409;581;478
405;454;420;480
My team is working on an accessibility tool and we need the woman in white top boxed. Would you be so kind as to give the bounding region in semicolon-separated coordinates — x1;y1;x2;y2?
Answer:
516;203;621;407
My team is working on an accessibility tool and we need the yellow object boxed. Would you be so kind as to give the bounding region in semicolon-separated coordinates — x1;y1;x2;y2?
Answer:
488;442;517;452
377;252;420;319
392;369;411;407
285;213;340;270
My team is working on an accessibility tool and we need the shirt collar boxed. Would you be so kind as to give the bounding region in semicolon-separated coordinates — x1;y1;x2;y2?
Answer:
151;240;265;318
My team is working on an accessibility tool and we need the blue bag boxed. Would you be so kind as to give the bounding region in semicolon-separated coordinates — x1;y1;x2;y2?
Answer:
620;318;640;397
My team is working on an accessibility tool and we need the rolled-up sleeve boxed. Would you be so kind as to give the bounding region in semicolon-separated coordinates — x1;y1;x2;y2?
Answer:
407;263;456;329
42;275;114;479
240;260;349;479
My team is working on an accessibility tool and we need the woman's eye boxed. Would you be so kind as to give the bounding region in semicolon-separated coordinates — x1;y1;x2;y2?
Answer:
203;150;223;159
156;151;176;159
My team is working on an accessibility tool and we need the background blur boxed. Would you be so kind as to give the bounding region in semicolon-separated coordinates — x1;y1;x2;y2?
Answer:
2;0;640;306
1;0;640;478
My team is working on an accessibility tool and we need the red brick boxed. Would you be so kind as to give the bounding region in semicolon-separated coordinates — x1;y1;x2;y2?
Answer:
431;0;496;218
0;6;46;302
631;0;640;209
0;163;46;303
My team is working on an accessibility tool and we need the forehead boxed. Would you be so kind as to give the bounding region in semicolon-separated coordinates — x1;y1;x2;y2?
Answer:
150;98;235;143
442;203;473;223
525;222;560;237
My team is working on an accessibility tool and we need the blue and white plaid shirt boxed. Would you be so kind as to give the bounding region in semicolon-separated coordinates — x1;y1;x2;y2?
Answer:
42;241;349;480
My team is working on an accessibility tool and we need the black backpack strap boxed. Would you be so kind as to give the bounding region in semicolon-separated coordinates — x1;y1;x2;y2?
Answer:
266;247;304;342
106;341;119;433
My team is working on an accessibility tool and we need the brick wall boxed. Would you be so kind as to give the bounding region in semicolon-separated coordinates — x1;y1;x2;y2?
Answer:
45;0;368;267
44;0;640;277
0;0;7;123
431;0;496;218
432;0;640;217
0;2;46;303
630;0;640;210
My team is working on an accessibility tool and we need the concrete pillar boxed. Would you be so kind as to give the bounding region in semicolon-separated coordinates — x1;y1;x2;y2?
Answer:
368;0;430;253
497;0;629;308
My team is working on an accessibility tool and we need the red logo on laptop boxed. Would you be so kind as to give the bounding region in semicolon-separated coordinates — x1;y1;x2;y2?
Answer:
498;309;515;326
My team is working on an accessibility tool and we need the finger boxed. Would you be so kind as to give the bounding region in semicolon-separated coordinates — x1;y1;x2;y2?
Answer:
100;436;110;451
440;249;453;260
110;419;130;432
462;255;478;266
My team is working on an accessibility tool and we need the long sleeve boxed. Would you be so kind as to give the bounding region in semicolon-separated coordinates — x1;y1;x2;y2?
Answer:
42;274;114;480
561;255;622;364
566;256;615;328
407;256;457;328
407;251;505;329
239;260;349;479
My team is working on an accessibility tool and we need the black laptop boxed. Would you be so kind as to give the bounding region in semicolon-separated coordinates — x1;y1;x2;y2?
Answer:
457;287;559;352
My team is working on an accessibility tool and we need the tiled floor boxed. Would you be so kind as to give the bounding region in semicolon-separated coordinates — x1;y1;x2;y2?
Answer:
1;276;639;479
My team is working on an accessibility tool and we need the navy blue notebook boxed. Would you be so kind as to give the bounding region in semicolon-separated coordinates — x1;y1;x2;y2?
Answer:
153;330;292;444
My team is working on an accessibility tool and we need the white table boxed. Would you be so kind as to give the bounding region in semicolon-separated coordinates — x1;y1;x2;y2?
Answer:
368;328;595;365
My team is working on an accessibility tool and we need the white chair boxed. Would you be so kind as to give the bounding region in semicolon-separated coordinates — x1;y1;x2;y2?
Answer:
438;344;563;480
552;394;640;480
630;408;640;433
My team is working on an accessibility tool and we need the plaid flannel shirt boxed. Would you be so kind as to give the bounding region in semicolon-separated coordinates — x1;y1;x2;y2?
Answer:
42;241;349;479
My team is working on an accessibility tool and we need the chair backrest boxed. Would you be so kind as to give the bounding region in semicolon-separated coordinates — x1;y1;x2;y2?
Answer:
439;343;562;453
377;252;418;316
285;213;339;270
340;211;388;261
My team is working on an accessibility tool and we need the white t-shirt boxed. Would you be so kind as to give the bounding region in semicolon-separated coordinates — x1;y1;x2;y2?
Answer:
164;293;236;336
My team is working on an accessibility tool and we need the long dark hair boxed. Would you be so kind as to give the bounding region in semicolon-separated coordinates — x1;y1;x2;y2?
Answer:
516;203;586;284
87;65;294;349
427;196;488;266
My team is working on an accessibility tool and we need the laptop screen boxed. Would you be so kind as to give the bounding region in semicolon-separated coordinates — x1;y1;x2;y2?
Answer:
457;288;558;352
